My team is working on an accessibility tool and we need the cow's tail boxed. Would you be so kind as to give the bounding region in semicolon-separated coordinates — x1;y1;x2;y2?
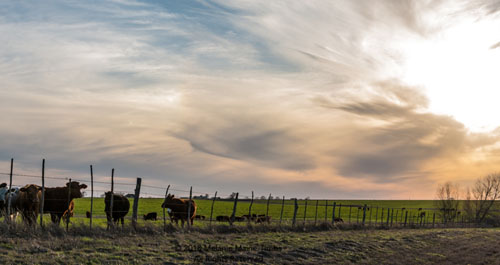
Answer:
190;200;197;222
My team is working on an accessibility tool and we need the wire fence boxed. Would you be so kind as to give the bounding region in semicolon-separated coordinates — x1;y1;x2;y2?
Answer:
0;158;497;232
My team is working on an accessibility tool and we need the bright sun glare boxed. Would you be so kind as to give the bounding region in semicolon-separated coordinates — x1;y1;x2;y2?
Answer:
401;17;500;132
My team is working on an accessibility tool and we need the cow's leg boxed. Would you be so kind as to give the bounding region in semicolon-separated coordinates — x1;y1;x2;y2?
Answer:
121;217;124;228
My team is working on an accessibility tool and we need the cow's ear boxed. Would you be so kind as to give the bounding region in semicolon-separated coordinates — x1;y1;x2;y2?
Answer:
80;184;88;189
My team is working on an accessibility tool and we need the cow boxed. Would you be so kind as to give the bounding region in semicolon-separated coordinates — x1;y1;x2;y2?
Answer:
234;216;246;222
256;215;271;224
161;194;196;227
4;187;20;221
143;212;157;221
86;211;91;218
216;215;230;222
243;214;257;221
13;184;42;226
194;215;206;220
0;183;8;215
43;181;87;224
104;192;130;229
61;200;74;223
334;217;344;223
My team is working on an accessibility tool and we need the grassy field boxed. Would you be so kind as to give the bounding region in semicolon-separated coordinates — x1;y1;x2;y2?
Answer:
0;227;498;264
66;198;459;229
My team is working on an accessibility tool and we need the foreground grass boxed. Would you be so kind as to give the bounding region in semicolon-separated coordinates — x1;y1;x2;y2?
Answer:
0;227;498;264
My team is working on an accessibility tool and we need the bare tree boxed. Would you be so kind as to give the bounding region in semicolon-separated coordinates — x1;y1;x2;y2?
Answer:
435;181;460;224
464;173;500;223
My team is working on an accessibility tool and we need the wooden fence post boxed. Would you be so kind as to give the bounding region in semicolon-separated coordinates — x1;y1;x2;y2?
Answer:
66;178;72;232
292;198;298;227
6;158;13;224
395;210;398;226
40;159;45;229
386;208;390;226
348;205;352;224
332;202;337;224
390;208;394;227
324;200;328;222
163;185;170;231
248;191;254;225
108;168;114;230
337;203;341;222
90;165;94;231
132;177;142;230
362;204;367;226
303;198;308;225
375;206;379;225
230;192;239;225
404;211;408;226
266;193;272;219
209;191;217;226
187;187;192;229
369;206;372;225
432;212;436;228
314;200;319;225
279;196;285;226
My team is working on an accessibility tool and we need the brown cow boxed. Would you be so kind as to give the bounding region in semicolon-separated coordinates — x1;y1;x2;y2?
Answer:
43;181;87;224
161;194;196;227
61;200;74;223
14;184;42;226
104;192;130;229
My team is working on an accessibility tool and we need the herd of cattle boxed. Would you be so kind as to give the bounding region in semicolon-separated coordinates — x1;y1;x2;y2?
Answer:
0;183;274;228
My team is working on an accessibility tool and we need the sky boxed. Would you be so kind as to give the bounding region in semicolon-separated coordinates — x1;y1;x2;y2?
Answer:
1;0;500;199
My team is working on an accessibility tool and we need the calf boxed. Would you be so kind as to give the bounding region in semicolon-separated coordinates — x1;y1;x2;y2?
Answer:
161;194;197;227
61;200;74;223
104;192;130;229
143;212;157;221
216;215;230;222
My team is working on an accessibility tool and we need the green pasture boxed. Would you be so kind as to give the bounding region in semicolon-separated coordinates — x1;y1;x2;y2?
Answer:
55;198;467;228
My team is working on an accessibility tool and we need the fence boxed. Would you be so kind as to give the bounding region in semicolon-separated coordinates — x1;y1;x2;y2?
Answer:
0;158;492;232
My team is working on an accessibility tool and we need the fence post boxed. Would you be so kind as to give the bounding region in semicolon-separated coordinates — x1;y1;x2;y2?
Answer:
303;198;308;226
432;212;436;228
369;206;372;225
292;198;298;227
90;165;94;231
314;200;319;225
381;208;385;226
209;191;217;226
132;177;142;230
6;158;13;224
394;210;398;227
375;206;379;225
337;203;341;222
163;185;170;231
348;205;352;224
279;196;285;226
324;200;328;222
187;186;192;229
390;208;394;227
108;168;114;230
332;202;337;224
66;178;72;232
362;204;367;226
404;211;408;226
266;193;272;220
248;191;254;225
230;192;239;225
40;159;45;229
386;208;390;226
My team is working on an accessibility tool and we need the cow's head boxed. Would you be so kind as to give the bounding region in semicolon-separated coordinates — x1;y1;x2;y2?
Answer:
20;184;42;204
161;194;175;208
0;183;7;189
66;181;87;199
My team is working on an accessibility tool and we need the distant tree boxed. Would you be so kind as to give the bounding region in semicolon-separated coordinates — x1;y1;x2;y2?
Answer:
228;192;238;200
260;196;266;200
464;173;500;223
435;181;460;223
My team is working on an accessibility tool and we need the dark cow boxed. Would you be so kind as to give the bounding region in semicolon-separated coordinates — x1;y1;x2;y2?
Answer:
104;192;130;228
143;212;157;221
194;215;206;220
14;184;42;226
43;181;87;224
161;194;196;227
216;215;230;222
86;211;91;218
61;200;74;223
234;216;245;222
334;217;344;223
256;215;271;224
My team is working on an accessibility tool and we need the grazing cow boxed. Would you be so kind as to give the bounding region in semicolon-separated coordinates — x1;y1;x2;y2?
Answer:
86;211;91;218
13;184;42;226
104;192;130;228
216;215;230;222
61;200;74;223
334;217;344;223
161;194;196;227
143;212;157;221
194;215;206;220
256;216;271;224
43;181;87;224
